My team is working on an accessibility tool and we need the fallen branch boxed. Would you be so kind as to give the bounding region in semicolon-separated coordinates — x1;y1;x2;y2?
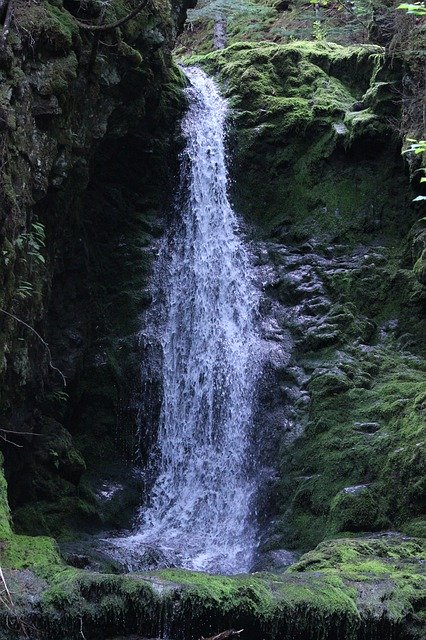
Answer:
0;428;42;448
0;566;13;606
201;630;244;640
0;308;66;387
76;0;149;32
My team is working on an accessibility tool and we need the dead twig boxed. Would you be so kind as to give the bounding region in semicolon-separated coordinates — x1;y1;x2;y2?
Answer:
79;616;87;640
0;566;13;606
0;428;43;448
88;2;107;70
0;308;66;387
201;630;244;640
0;565;31;638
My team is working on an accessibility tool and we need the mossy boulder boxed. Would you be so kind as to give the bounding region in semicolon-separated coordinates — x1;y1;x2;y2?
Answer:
1;534;424;639
184;41;412;241
14;0;81;54
275;341;426;550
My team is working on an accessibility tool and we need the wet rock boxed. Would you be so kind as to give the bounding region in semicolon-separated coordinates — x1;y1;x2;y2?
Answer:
32;95;62;117
333;122;348;135
353;422;380;433
342;484;370;494
252;548;300;572
308;368;352;396
303;324;340;350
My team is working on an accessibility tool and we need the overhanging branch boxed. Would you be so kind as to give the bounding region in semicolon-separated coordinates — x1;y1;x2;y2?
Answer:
76;0;150;32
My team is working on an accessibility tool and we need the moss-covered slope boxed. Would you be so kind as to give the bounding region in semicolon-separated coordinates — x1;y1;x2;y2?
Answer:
185;41;413;238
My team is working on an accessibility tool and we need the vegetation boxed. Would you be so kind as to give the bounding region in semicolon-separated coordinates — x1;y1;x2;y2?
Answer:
0;0;425;638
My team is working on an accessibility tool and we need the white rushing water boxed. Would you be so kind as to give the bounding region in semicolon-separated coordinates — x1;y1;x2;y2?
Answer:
107;67;261;574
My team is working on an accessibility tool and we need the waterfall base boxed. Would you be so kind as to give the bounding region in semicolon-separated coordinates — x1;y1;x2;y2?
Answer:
2;534;424;640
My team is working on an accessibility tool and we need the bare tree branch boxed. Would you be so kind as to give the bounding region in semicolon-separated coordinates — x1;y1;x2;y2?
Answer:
0;308;66;387
88;2;107;70
76;0;150;32
0;566;31;638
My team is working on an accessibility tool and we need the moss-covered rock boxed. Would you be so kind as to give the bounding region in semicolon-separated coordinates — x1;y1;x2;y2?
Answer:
183;41;411;241
14;0;81;54
1;535;424;639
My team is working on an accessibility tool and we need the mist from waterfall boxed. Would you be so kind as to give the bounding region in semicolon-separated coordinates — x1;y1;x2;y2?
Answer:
107;67;261;574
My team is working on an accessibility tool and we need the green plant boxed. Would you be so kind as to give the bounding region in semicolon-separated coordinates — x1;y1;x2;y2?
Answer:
397;2;426;16
27;222;46;265
49;450;60;469
187;0;271;23
15;281;34;300
312;19;327;39
14;222;46;268
47;390;70;404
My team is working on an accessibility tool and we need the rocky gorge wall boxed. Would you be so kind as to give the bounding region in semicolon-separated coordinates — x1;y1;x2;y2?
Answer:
0;0;194;552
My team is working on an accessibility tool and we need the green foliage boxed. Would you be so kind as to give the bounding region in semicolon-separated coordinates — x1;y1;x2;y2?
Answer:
404;139;426;155
398;2;426;15
14;222;46;268
9;222;47;302
312;19;327;40
46;389;70;405
15;281;34;300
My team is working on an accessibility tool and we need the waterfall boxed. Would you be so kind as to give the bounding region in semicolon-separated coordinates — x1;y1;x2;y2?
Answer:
107;68;261;574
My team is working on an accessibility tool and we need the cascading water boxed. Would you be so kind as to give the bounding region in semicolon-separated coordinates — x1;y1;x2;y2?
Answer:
107;67;261;574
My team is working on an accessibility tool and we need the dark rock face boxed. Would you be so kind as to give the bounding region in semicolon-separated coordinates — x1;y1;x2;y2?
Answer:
253;233;425;550
0;0;193;538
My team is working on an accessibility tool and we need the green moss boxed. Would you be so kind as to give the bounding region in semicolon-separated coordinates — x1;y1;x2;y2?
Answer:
153;542;424;637
0;453;12;539
183;40;411;240
1;536;424;638
2;534;64;578
328;487;389;534
276;346;426;550
154;568;272;611
403;518;426;538
34;54;79;96
14;0;80;54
